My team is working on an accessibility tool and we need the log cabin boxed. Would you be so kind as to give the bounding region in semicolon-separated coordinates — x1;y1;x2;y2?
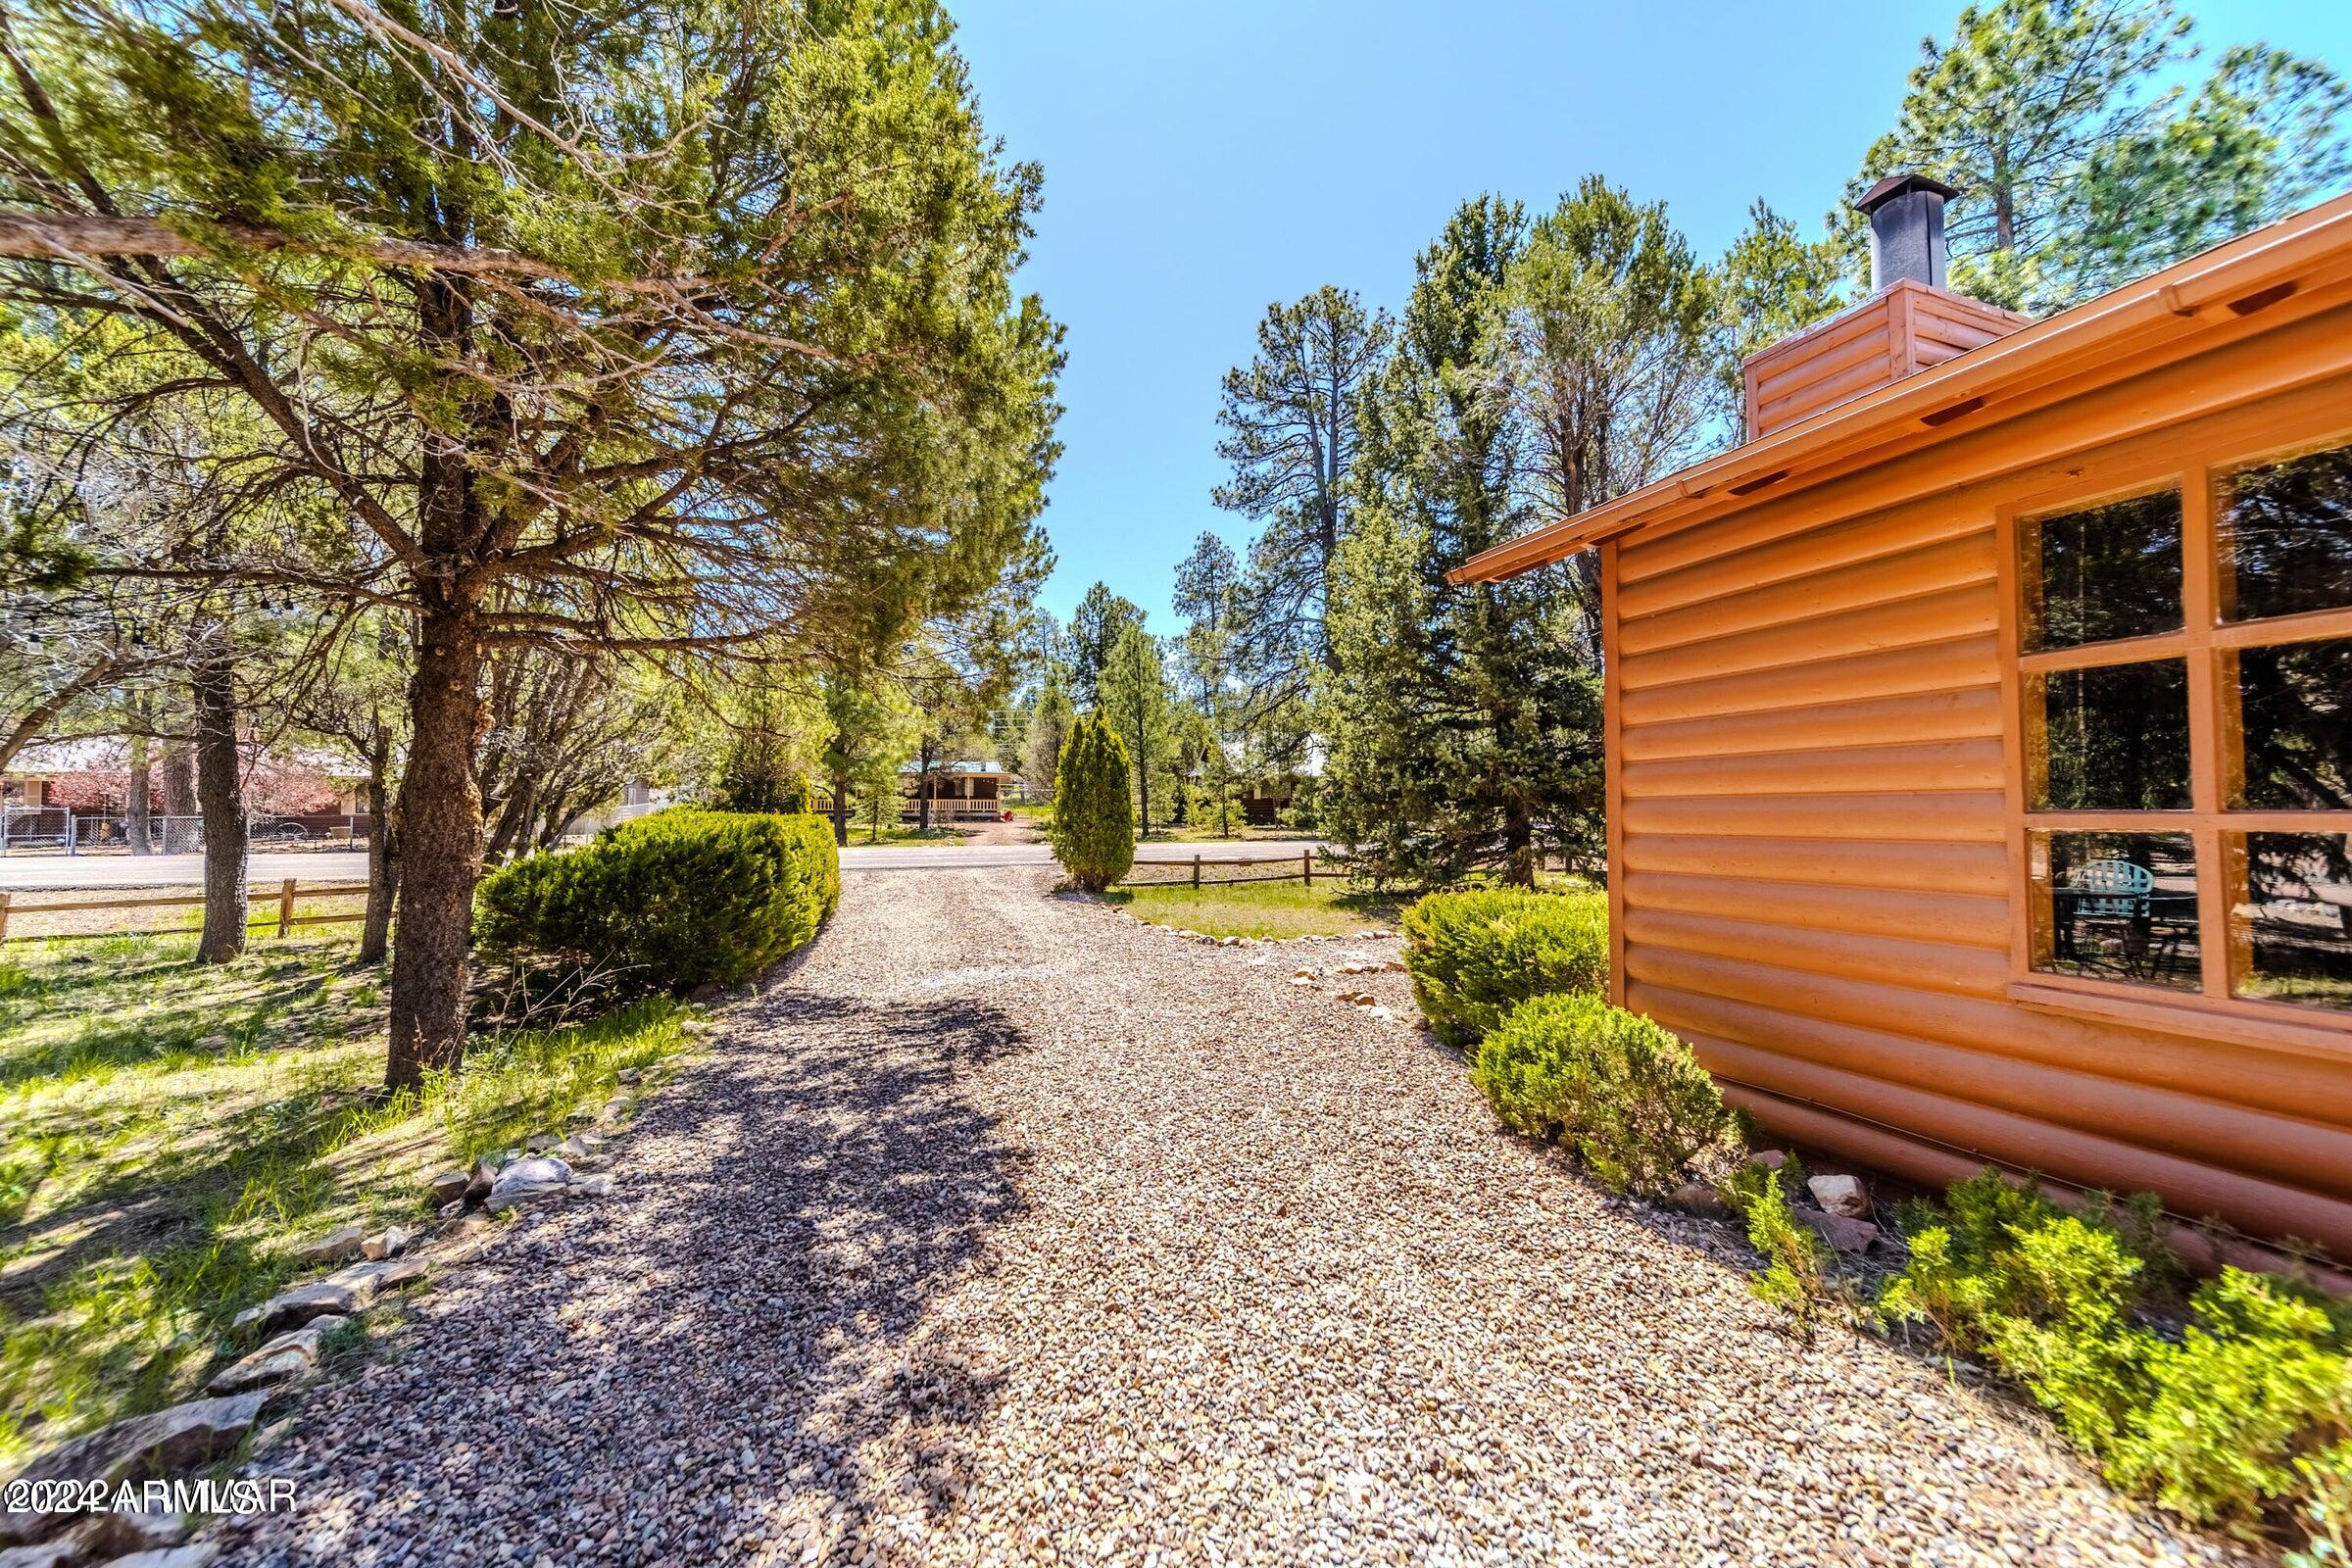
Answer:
1451;176;2352;1263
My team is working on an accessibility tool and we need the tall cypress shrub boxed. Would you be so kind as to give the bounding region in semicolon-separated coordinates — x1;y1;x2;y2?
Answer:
1050;714;1135;892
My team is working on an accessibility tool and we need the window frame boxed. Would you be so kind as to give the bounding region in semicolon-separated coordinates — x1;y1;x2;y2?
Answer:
1996;410;2352;1056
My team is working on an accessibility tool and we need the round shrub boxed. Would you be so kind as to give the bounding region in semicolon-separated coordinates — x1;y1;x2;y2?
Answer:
1400;888;1608;1048
1471;993;1729;1196
476;808;839;991
1050;713;1134;893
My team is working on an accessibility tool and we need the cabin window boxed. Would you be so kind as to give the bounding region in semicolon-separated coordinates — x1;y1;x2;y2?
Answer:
2016;441;2352;1015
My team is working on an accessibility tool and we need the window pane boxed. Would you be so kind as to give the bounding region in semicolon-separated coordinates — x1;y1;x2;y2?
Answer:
2032;832;2201;991
2217;443;2352;623
2232;833;2352;1012
2230;637;2352;809
2023;489;2183;651
2034;660;2191;810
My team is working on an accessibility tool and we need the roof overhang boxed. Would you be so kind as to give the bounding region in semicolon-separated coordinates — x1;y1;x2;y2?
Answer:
1449;189;2352;584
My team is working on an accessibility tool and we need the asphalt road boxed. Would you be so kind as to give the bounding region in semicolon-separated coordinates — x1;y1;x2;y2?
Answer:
0;839;1329;889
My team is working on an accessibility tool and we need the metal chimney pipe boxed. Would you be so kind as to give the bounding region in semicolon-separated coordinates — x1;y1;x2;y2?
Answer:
1854;172;1962;292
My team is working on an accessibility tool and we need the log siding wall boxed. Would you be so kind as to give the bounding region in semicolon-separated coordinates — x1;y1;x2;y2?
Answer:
1605;311;2352;1259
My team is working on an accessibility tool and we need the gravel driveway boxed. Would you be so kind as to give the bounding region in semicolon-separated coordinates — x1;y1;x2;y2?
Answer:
222;868;2252;1568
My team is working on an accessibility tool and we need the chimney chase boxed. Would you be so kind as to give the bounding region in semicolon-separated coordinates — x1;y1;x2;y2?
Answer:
1855;172;1962;292
1738;172;2027;440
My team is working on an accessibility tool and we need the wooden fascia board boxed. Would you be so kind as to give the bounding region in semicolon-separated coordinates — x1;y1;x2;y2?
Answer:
1448;189;2352;585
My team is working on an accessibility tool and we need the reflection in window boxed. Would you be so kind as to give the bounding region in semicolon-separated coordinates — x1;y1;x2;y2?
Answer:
2023;489;2183;651
2217;443;2352;624
2233;833;2352;1012
2032;832;2201;991
2230;637;2352;809
2034;661;2192;810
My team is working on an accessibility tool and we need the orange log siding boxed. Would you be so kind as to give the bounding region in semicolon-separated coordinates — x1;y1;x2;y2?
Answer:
1600;296;2352;1259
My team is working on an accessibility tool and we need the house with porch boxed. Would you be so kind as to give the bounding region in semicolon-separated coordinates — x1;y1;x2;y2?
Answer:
900;760;1013;822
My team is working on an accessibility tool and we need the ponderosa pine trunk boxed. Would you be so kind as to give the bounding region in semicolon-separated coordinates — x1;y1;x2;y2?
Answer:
830;770;851;847
360;726;399;965
1501;798;1536;889
159;744;195;816
125;723;152;855
384;603;484;1091
191;627;248;962
917;738;935;832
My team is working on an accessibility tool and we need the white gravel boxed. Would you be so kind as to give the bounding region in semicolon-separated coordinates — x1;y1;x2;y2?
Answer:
219;868;2257;1567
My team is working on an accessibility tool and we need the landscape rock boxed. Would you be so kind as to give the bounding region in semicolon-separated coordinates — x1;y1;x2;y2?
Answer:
288;1223;364;1267
369;1255;430;1292
554;1135;593;1160
0;1540;81;1567
578;1174;615;1199
9;1395;266;1528
614;1067;642;1085
486;1156;572;1212
465;1155;504;1198
360;1225;412;1260
425;1169;469;1205
1794;1207;1880;1253
1670;1181;1733;1219
523;1132;559;1153
206;1319;329;1394
1807;1173;1872;1219
1749;1149;1788;1172
104;1546;219;1568
74;1505;191;1558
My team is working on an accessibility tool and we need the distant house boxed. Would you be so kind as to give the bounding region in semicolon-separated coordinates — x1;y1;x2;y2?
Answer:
900;760;1011;821
3;738;373;814
1451;178;2352;1263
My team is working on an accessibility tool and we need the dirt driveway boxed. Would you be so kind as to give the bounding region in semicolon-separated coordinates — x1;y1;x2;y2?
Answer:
221;869;2250;1567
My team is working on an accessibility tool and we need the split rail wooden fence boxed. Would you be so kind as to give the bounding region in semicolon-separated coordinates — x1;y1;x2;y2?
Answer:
1118;850;1331;889
0;877;371;944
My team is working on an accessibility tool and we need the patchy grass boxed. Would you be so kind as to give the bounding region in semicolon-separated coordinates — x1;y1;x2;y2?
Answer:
1102;879;1409;940
0;929;690;1469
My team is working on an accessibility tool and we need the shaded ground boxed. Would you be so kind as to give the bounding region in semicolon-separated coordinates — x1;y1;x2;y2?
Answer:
220;869;2253;1567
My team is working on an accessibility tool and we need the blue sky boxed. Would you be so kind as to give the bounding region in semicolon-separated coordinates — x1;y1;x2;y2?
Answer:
947;0;2352;627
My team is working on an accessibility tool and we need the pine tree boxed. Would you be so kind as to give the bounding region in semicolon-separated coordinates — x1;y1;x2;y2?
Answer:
1323;196;1605;889
1049;713;1134;892
1023;668;1076;800
1214;288;1392;745
1852;0;2349;312
1068;583;1144;709
1096;621;1175;833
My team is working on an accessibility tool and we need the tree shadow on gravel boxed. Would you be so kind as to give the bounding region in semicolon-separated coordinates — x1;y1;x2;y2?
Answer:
232;989;1034;1568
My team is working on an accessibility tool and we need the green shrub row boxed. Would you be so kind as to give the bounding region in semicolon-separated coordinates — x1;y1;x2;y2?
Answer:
476;808;839;991
1878;1168;2351;1543
1399;888;1608;1048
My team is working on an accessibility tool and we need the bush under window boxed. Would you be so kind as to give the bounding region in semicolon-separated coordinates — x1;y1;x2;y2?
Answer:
1471;992;1729;1197
1400;888;1608;1047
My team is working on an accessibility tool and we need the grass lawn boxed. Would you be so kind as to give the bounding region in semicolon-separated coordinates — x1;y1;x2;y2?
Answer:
1102;878;1409;940
0;929;689;1468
